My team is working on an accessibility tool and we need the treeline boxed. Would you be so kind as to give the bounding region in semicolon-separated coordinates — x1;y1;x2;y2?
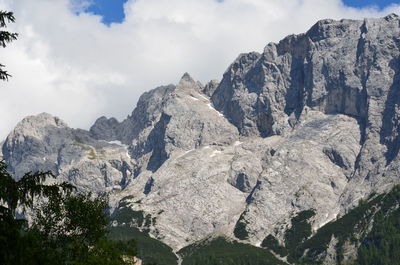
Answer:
258;185;400;265
357;186;400;265
178;237;287;265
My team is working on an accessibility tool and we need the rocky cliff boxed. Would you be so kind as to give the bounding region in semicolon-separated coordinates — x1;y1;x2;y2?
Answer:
3;14;400;263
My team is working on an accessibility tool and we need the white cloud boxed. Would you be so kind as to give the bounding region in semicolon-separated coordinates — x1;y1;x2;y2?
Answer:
0;0;399;139
69;0;93;13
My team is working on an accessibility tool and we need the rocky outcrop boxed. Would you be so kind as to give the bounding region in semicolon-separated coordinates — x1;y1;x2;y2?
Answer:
240;110;361;244
2;14;400;257
211;13;400;210
211;18;369;137
2;113;135;192
91;73;238;173
202;79;220;97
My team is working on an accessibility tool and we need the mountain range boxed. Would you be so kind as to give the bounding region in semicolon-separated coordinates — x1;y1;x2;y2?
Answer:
2;13;400;265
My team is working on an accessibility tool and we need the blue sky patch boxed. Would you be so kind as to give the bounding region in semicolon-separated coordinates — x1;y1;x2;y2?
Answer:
75;0;128;25
343;0;400;9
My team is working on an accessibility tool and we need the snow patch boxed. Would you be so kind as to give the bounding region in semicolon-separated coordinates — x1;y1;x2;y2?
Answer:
198;94;209;101
234;141;243;146
188;96;199;101
177;149;194;159
210;150;222;157
183;149;193;155
108;140;128;148
207;103;224;117
316;212;338;230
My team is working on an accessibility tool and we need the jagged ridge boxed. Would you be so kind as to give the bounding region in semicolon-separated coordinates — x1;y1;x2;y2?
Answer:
2;14;400;265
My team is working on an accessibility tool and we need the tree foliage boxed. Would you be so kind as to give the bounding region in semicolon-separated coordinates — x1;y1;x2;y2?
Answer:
0;161;75;216
33;192;108;244
178;237;287;265
0;160;137;265
0;10;18;81
0;160;74;264
29;191;137;265
357;186;400;265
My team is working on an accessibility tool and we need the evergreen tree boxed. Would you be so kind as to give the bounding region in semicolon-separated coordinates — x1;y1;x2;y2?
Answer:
0;161;138;265
0;161;75;217
0;10;18;81
0;161;75;264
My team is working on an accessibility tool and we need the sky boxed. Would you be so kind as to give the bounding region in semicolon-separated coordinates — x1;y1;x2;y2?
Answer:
80;0;128;25
0;0;400;140
344;0;400;9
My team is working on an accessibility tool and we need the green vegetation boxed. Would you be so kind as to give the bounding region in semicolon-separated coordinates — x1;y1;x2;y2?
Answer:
258;210;315;263
178;237;287;265
261;235;288;257
263;185;400;265
233;211;249;240
109;204;177;265
357;185;400;265
113;206;145;226
108;226;177;265
256;188;400;264
72;141;104;160
0;160;137;265
289;193;384;264
285;210;315;263
284;209;315;254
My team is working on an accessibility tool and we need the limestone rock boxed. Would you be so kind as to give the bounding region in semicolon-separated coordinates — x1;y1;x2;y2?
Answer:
0;140;4;159
3;14;400;255
202;80;220;97
91;73;239;173
211;13;400;211
2;113;135;192
90;116;120;141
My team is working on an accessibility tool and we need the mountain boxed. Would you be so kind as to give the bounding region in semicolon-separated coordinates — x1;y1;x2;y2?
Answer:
3;14;400;264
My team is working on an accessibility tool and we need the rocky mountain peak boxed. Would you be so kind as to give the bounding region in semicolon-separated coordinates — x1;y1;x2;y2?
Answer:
177;72;203;92
179;72;195;83
90;116;120;141
11;112;68;137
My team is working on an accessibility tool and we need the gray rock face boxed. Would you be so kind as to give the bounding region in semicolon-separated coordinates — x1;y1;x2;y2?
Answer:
211;13;400;210
0;140;4;159
90;84;176;145
91;73;238;173
2;113;135;192
211;15;399;141
90;116;120;141
242;110;361;244
202;80;220;97
3;113;70;179
2;14;400;256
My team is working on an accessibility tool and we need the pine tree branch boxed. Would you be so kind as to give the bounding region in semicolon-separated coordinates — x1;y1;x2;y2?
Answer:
0;68;11;81
0;30;18;47
0;11;16;27
0;11;17;81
